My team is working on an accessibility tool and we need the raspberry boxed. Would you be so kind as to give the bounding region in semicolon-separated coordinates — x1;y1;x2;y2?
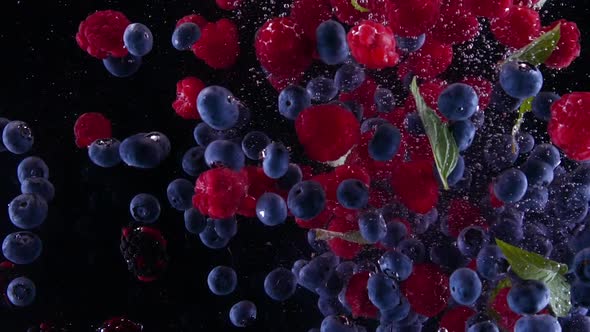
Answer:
193;168;248;219
548;92;590;161
73;112;112;148
327;217;363;259
512;0;541;7
295;206;333;229
339;76;379;118
312;172;340;201
389;0;442;37
439;306;475;332
345;272;379;319
346;130;405;180
490;6;541;49
334;164;371;186
460;76;493;111
172;77;206;120
367;186;394;209
120;226;168;282
489;182;505;208
444;199;487;237
265;71;305;92
76;10;130;59
295;104;360;162
244;166;277;200
543;20;581;69
216;0;241;10
176;14;208;28
491;287;521;331
290;0;333;41
391;160;439;214
192;19;240;69
402;263;450;317
347;20;399;69
470;0;511;18
397;39;453;80
255;17;313;77
97;317;143;332
329;0;370;26
430;0;480;45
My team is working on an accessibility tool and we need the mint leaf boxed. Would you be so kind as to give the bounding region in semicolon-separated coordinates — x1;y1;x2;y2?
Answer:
314;229;370;245
410;77;459;190
496;239;571;317
504;24;561;66
350;0;370;12
511;97;534;153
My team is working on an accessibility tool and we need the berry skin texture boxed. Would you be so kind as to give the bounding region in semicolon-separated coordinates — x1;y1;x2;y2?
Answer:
369;123;402;162
449;267;482;305
21;177;55;202
543;20;581;69
367;272;400;311
494;168;528;203
256;192;287;226
514;315;561;332
402;263;450;317
264;267;297;301
103;53;142;78
2;121;34;154
123;23;153;57
207;266;237;295
192;19;239;69
2;231;43;265
287;180;326;221
291;0;333;41
197;86;240;130
438;83;479;121
358;210;387;243
507;280;550;315
327;217;362;259
451;120;476;152
8;194;48;229
193;168;247;219
336;179;369;210
548;92;590;161
391;160;439;214
172;77;206;120
73;113;112;148
17;157;49;183
6;276;36;307
205;140;245;171
347;20;399;70
315;20;349;66
499;61;543;99
573;247;590;283
490;6;541;49
397;39;453;80
378;250;413;281
345;272;379;319
278;85;311;120
295;104;360;162
431;0;480;45
172;23;201;51
229;300;257;327
470;0;511;18
389;0;442;37
76;10;130;59
129;193;161;224
89;138;122;168
439;306;476;332
532;92;560;122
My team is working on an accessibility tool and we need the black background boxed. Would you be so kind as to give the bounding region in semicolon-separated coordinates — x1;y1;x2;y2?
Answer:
1;0;590;331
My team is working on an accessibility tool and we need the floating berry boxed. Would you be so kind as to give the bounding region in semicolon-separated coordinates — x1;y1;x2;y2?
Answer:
73;112;112;148
21;177;55;202
89;138;122;168
204;140;245;171
327;217;362;259
439;306;475;332
470;0;511;18
531;91;560;122
216;0;241;10
402;263;449;317
242;131;271;160
192;19;239;69
389;0;442;37
193;167;247;219
17;157;49;183
102;54;142;78
229;301;257;327
2;121;34;154
543;20;581;69
97;317;143;332
507;280;550;315
176;14;208;29
120;226;168;282
499;61;543;99
490;6;541;49
397;39;453;80
207;265;237;295
2;232;42;265
438;83;479;121
460;76;493;111
291;0;333;41
396;34;426;53
197;86;240;130
346;20;399;70
123;23;153;57
329;0;370;26
345;271;379;319
171;23;201;51
335;64;366;93
431;0;479;45
315;20;349;65
391;160;439;214
444;199;487;238
7;276;36;307
548;92;590;161
8;194;48;229
76;10;130;59
264;267;297;301
449;268;482;305
339;76;379;118
172;77;206;120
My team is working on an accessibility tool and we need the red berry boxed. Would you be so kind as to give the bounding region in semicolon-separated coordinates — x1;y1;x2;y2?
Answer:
311;172;340;201
548;92;590;161
389;0;442;37
490;6;541;49
345;271;379;318
470;0;511;18
295;104;360;162
460;76;493;111
367;186;394;209
404;79;447;114
402;263;450;317
512;0;541;7
347;20;399;70
431;0;480;45
193;168;247;219
265;71;305;92
172;77;206;120
543;20;581;69
491;287;522;331
176;14;208;28
73;112;112;148
334;164;371;186
445;199;487;238
329;0;370;25
255;17;313;77
290;0;333;41
489;182;505;208
391;160;439;214
76;10;130;59
339;76;379;118
98;317;143;332
295;205;333;229
216;0;241;10
192;19;240;69
327;217;363;259
397;39;453;80
244;166;277;200
439;306;476;332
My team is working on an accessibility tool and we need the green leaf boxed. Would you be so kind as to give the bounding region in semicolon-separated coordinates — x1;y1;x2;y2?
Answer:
496;239;571;317
350;0;370;12
504;24;561;66
511;97;534;153
314;229;370;245
410;77;459;190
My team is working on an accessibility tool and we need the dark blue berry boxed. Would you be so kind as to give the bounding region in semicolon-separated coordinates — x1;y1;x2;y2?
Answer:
7;277;36;307
367;272;400;310
129;193;160;223
457;226;488;258
499;61;543;99
2;232;42;265
2;121;33;154
334;63;365;92
508;280;550;315
17;157;48;183
20;177;55;201
450;267;482;305
212;216;237;239
0;117;9;152
263;142;289;179
264;267;297;301
171;22;201;51
123;23;153;56
451;120;476;151
316;20;349;65
204;139;245;171
529;143;560;168
476;245;508;280
307;76;338;103
494;168;528;203
514;315;560;332
374;88;396;113
199;219;230;249
278;85;311;120
242;131;271;160
119;133;167;168
438;83;479;121
184;208;206;234
102;54;142;78
166;178;193;211
516;132;535;153
197;86;240;130
193;122;222;147
181;146;207;176
288;181;326;220
336;179;368;209
468;321;499;332
369;123;401;161
358;210;387;243
531;92;560;122
573;248;590;283
230;300;257;327
320;315;356;332
8;194;48;229
207;265;237;295
88;138;121;167
361;118;389;134
256;192;287;226
398;239;426;263
521;160;553;187
395;34;426;53
277;163;303;190
447;155;465;186
379;250;413;281
405;112;424;135
379;220;407;248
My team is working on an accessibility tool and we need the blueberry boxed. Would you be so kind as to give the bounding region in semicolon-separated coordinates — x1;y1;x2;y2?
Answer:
571;163;590;186
277;163;303;190
398;238;426;263
374;88;396;113
229;300;257;327
339;100;364;121
476;245;508;280
8;194;48;230
308;230;329;253
529;143;560;168
0;117;10;152
123;23;153;56
171;22;201;51
262;142;289;179
560;313;590;332
119;133;167;168
573;247;590;283
181;146;207;176
307;76;338;103
572;281;590;307
166;178;193;211
552;191;588;224
316;20;349;65
438;83;479;121
182;209;205;235
207;265;237;295
2;121;34;154
278;85;311;120
199;219;230;249
242;131;271;160
451;120;476;151
380;296;411;325
378;250;413;281
446;155;466;187
20;177;55;201
500;61;544;99
2;232;42;264
468;321;499;332
204;140;245;171
129;193;160;223
488;83;524;113
318;296;346;316
298;253;336;291
405;112;424;135
358;210;387;243
449;267;482;305
367;272;400;310
508;280;550;315
472;109;485;128
292;259;308;281
17;157;48;183
197;86;240;130
336;179;368;209
193;122;222;147
102;54;142;78
7;277;36;307
334;63;365;92
320;315;356;332
457;226;488;258
521;160;554;187
531;92;560;121
287;181;326;220
361;118;389;134
515;315;560;332
430;243;470;271
395;34;426;53
516;132;535;153
212;216;238;239
494;168;528;203
369;123;401;161
88;138;121;167
255;192;287;226
379;220;408;248
264;267;297;301
144;131;171;156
